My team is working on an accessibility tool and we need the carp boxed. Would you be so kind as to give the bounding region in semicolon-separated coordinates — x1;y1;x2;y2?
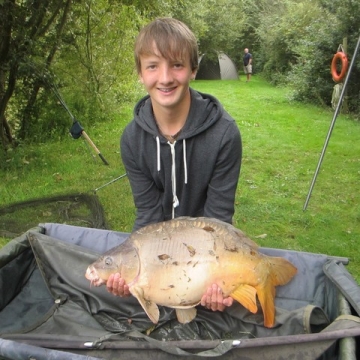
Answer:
85;217;297;328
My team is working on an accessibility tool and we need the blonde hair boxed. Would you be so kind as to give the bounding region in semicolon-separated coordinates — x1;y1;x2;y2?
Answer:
134;18;199;74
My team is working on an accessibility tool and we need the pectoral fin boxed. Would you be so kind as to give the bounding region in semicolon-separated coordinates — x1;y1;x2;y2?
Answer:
175;308;197;324
230;284;258;313
131;286;160;324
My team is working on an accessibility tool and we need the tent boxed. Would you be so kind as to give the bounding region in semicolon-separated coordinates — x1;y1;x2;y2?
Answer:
196;52;238;80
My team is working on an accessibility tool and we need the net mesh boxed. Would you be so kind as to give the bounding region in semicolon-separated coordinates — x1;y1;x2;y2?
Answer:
0;193;109;238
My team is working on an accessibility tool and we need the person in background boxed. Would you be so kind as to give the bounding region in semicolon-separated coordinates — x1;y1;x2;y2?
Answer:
107;17;242;313
243;48;252;82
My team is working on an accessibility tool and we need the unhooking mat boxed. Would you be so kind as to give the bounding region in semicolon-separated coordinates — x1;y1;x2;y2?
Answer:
0;223;360;360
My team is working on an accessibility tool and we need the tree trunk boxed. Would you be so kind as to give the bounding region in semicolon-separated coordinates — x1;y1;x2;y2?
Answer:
0;0;16;148
18;0;72;140
0;65;17;147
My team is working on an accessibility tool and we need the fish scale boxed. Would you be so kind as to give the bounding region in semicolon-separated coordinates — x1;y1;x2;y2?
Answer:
135;225;216;302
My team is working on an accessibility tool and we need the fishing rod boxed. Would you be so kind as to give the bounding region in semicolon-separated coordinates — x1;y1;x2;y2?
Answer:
28;62;109;165
93;173;127;193
50;81;109;166
303;34;360;211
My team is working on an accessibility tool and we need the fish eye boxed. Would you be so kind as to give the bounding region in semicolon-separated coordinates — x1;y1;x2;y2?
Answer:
104;256;113;266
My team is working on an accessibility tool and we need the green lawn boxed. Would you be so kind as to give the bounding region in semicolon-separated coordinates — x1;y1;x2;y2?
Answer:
1;75;360;281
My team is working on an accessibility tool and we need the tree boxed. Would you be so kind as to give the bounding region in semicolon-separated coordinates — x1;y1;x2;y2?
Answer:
172;0;245;62
0;0;74;148
247;0;360;112
0;0;182;149
52;1;143;126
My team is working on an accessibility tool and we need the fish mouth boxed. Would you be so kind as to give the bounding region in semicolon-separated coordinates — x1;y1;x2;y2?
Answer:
85;266;106;287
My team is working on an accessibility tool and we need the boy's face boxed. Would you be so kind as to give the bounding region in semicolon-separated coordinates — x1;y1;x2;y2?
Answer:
138;45;197;113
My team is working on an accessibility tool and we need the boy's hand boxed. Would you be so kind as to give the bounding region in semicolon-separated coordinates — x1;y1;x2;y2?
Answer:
200;284;233;311
106;273;130;297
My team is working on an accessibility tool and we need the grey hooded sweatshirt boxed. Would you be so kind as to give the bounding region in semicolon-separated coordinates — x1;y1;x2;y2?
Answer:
121;88;242;231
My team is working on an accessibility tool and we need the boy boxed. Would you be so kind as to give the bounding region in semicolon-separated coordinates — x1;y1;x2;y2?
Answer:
107;18;242;312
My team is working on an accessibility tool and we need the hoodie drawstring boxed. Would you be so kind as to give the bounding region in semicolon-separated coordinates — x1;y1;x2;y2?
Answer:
156;136;161;171
156;137;188;219
168;141;179;218
183;139;188;184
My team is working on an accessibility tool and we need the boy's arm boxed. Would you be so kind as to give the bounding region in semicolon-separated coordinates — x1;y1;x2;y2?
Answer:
121;131;164;231
204;121;242;223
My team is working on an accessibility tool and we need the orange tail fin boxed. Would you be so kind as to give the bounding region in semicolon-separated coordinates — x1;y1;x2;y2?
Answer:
268;257;297;286
256;282;276;328
257;257;297;328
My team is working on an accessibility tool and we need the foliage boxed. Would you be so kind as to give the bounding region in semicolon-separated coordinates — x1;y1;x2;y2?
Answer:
2;0;360;155
256;0;328;84
295;0;360;112
0;0;73;146
51;1;144;128
251;0;360;112
196;0;245;56
0;0;166;148
285;14;340;106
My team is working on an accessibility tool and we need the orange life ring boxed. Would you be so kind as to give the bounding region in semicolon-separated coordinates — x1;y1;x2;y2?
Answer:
331;52;348;82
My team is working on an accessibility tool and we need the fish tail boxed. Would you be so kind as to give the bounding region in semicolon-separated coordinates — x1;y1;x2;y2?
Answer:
268;257;297;286
257;282;276;328
257;257;297;328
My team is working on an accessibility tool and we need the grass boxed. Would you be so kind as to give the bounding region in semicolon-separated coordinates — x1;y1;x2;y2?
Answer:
1;75;360;281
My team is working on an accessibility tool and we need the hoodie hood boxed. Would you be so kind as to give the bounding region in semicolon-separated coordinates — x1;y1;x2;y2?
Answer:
133;88;224;140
